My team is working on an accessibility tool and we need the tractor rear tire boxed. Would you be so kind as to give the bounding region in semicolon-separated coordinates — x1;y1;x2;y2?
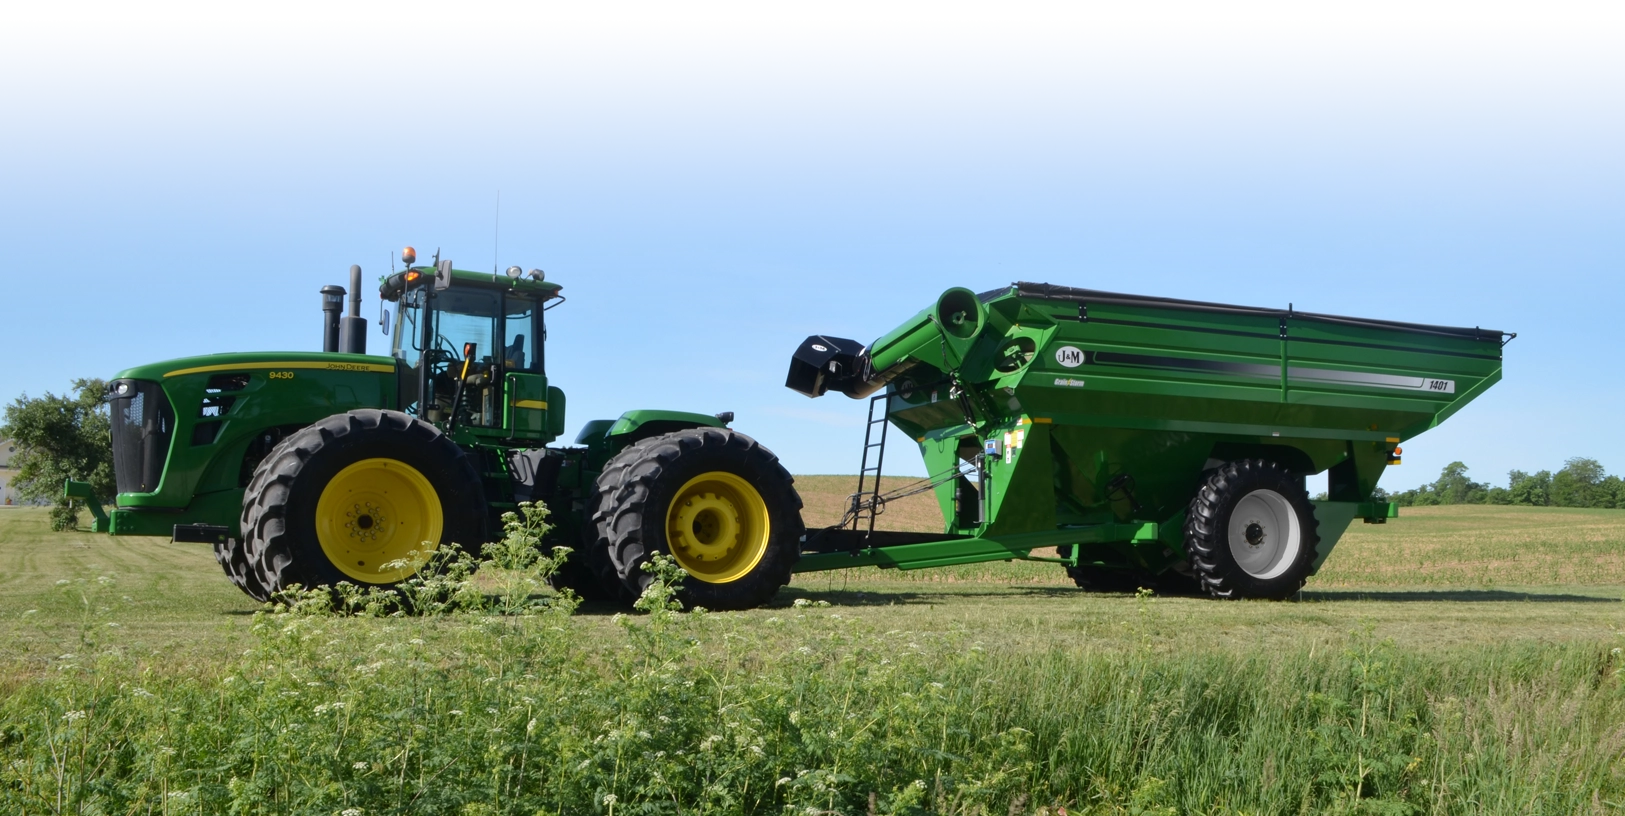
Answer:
601;428;803;611
234;410;487;601
1184;459;1320;600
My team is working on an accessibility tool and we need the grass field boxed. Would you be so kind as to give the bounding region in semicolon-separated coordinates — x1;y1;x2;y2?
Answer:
2;487;1624;814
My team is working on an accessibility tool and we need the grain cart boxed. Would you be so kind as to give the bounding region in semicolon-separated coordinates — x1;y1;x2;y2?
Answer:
67;250;804;610
786;283;1510;599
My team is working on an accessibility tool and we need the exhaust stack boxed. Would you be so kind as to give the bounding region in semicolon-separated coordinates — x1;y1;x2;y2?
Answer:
320;285;345;353
337;264;368;354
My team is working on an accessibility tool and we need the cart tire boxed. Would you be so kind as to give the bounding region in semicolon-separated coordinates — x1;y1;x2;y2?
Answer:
602;428;803;610
237;410;487;601
1059;556;1149;593
1184;459;1320;600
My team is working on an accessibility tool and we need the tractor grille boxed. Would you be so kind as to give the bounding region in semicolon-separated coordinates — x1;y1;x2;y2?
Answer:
110;380;175;495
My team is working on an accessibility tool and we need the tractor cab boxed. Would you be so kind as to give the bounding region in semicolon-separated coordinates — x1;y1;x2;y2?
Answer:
378;256;565;443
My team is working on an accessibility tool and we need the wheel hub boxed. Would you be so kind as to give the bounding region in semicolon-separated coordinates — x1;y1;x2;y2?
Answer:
671;492;741;561
661;471;772;584
1226;488;1302;580
315;458;443;583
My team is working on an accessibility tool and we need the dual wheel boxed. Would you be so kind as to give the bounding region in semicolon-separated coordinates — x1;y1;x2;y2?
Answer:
571;427;803;610
216;410;486;603
1062;458;1321;600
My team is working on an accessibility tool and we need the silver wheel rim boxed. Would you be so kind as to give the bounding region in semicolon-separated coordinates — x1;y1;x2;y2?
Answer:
1227;488;1301;579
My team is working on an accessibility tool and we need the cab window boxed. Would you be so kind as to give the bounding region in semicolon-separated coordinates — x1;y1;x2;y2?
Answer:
504;297;539;373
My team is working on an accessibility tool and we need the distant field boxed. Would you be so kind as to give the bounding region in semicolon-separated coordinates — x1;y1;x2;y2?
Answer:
3;499;1624;813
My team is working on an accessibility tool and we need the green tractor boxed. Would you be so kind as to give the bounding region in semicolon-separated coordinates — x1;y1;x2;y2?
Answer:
72;249;803;609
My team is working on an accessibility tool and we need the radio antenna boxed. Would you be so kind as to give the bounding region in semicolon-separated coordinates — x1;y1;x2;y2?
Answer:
492;190;501;279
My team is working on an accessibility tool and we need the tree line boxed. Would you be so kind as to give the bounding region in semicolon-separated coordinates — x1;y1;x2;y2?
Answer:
1377;458;1625;509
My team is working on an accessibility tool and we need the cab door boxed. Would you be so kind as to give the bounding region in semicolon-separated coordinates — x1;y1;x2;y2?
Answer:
504;372;553;438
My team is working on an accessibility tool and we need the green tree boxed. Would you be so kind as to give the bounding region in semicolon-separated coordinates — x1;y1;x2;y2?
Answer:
1600;475;1624;509
1551;457;1606;508
0;379;114;530
1508;469;1551;506
1430;461;1487;505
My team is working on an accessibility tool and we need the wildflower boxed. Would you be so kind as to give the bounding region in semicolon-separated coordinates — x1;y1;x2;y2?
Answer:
353;761;369;771
793;598;812;608
486;707;499;715
449;710;464;716
106;622;121;628
342;809;364;816
61;710;87;722
913;779;927;790
527;719;538;735
409;638;425;646
796;646;813;655
603;794;618;806
131;688;154;699
776;777;793;786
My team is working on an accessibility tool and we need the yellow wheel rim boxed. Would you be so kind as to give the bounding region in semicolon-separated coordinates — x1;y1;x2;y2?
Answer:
315;458;443;583
664;470;771;584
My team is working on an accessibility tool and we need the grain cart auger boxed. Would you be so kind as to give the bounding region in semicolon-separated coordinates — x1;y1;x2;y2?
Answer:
68;248;804;610
786;283;1511;599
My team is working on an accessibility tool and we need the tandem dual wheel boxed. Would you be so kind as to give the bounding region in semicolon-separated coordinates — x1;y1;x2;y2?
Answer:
1061;458;1322;601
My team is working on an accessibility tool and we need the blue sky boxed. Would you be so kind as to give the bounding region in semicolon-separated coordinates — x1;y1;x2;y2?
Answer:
1;1;1620;490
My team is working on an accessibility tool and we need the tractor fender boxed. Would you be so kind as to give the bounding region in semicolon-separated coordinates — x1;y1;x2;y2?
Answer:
575;409;731;454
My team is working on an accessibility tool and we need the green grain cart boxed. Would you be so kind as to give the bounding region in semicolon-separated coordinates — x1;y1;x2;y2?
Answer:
786;283;1510;599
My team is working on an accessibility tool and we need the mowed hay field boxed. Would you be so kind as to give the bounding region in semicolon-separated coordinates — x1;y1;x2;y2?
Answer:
3;488;1625;814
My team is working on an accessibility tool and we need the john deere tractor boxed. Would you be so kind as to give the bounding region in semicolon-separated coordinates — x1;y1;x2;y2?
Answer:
72;249;803;609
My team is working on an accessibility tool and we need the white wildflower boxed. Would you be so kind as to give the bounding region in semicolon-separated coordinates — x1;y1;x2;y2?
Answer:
342;809;364;816
449;710;464;716
353;761;369;771
61;710;87;722
602;794;618;806
776;776;793;786
913;779;927;790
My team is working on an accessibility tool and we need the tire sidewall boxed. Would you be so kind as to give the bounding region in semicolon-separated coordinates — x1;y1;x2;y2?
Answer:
1207;465;1319;599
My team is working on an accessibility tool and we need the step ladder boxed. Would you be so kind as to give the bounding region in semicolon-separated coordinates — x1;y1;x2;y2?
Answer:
848;392;891;547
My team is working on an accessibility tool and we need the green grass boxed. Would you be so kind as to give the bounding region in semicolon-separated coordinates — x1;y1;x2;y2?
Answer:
3;503;1625;814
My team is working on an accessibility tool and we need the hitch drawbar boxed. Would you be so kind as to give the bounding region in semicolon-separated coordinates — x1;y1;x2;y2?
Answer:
173;524;230;545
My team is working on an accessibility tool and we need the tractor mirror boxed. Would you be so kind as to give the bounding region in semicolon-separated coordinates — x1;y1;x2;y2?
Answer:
434;260;454;290
380;308;391;335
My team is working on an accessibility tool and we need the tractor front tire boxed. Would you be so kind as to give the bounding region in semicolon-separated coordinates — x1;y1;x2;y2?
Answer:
1184;459;1320;600
232;410;487;601
602;428;802;611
